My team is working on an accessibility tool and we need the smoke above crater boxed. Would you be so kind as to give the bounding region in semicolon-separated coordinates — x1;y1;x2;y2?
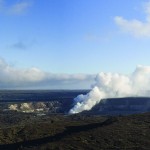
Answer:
69;65;150;114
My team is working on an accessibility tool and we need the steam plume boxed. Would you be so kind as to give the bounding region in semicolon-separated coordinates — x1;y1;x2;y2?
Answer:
69;66;150;114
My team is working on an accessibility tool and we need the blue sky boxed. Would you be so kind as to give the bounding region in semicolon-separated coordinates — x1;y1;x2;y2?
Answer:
0;0;150;89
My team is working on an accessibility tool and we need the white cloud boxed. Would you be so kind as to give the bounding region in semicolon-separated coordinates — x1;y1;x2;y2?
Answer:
144;1;150;18
114;1;150;38
0;58;94;89
84;34;109;42
0;0;32;15
9;1;31;15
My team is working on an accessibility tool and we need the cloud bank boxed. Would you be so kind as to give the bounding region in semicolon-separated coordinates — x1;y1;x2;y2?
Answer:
69;65;150;114
0;58;94;89
114;1;150;37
